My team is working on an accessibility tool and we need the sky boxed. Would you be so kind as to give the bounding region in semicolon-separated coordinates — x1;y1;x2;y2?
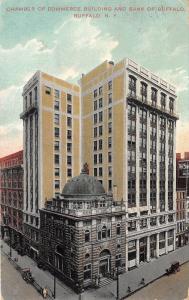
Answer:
0;0;189;157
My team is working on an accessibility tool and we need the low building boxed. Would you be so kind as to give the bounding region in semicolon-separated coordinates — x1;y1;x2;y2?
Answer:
176;190;187;247
0;151;24;252
39;169;126;292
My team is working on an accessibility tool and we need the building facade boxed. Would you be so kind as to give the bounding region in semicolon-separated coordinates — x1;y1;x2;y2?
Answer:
176;190;187;247
39;170;126;291
20;71;80;258
0;151;24;251
80;58;178;270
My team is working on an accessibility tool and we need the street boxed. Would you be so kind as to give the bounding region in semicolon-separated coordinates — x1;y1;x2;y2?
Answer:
127;262;189;300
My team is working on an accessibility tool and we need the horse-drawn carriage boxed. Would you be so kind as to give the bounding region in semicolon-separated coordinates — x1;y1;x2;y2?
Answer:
166;261;180;275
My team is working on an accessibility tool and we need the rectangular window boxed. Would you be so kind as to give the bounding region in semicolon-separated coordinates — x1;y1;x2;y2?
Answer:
108;180;112;191
108;152;112;163
99;126;103;136
108;166;112;177
108;122;112;134
94;141;97;151
54;141;59;151
94;154;97;165
108;93;112;104
108;80;112;90
99;111;103;122
99;86;103;95
94;113;98;124
55;180;60;189
94;100;97;111
67;143;72;152
55;127;59;138
54;100;59;110
99;139;103;150
67;117;72;127
99;153;103;164
67;104;72;114
67;94;72;102
29;91;32;105
54;154;59;164
94;168;97;176
94;89;97;98
94;127;97;138
45;86;51;95
54;114;59;125
67;169;72;177
108;108;112;119
108;137;112;148
84;264;91;281
55;89;60;98
34;86;37;101
67;130;72;140
67;156;72;166
99;167;103;176
99;98;103;108
55;168;60;176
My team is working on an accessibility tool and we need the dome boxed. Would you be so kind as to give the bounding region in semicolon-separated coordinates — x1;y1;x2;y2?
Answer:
62;170;105;197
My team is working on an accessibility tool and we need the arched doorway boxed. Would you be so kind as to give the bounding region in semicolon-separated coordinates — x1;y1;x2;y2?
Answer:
99;249;111;277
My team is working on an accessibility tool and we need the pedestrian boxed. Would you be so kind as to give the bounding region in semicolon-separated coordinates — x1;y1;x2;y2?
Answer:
42;287;48;299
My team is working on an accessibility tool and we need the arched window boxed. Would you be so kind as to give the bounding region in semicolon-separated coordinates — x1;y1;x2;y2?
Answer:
140;82;148;102
102;225;107;239
116;223;121;235
129;75;137;96
85;230;90;243
98;225;111;240
85;253;90;259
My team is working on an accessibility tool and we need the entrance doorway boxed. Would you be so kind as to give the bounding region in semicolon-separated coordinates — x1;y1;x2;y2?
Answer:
99;249;111;277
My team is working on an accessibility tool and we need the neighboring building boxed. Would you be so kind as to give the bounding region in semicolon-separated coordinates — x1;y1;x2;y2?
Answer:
39;169;126;291
80;58;178;269
176;190;187;247
20;71;80;259
0;151;24;251
176;152;189;196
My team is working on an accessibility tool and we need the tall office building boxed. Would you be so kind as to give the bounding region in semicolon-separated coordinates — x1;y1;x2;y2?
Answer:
80;58;178;269
21;58;178;264
20;72;80;258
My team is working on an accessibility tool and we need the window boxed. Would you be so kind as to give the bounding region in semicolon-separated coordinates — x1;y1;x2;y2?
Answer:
45;86;51;95
108;152;112;163
55;89;60;98
67;117;72;127
67;169;72;177
108;93;112;104
108;137;112;148
67;156;72;166
54;141;59;151
34;86;37;101
67;130;72;140
55;168;60;176
94;113;98;124
85;230;90;242
67;94;72;102
115;254;122;267
84;264;91;281
94;141;97;151
94;168;97;176
169;97;174;113
108;122;112;134
94;89;97;98
54;100;59;110
55;180;60;189
67;143;72;153
98;225;109;240
29;91;32;105
99;111;103;122
99;139;103;150
129;76;136;96
67;104;72;114
108;166;112;177
99;153;103;164
99;167;103;177
128;221;136;231
99;126;103;136
54;127;59;138
161;93;166;110
99;98;103;108
108;180;112;191
54;154;59;164
99;86;103;95
140;82;147;102
108;80;112;90
94;100;97;111
108;108;112;119
94;154;97;165
151;88;157;106
94;127;97;138
54;114;59;125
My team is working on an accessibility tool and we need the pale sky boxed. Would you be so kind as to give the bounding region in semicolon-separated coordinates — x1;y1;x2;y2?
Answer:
0;0;189;157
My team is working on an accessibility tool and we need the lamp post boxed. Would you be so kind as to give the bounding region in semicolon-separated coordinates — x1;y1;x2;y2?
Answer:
116;266;119;300
53;269;56;299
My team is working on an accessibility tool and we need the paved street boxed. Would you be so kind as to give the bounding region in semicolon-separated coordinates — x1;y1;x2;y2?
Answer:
127;262;189;300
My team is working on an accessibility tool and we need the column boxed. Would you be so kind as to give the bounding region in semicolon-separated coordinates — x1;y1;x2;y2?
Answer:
173;229;176;250
136;239;140;266
125;242;128;272
165;231;168;254
165;119;169;211
156;116;160;213
147;111;151;212
147;236;150;262
135;107;140;211
156;233;159;258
